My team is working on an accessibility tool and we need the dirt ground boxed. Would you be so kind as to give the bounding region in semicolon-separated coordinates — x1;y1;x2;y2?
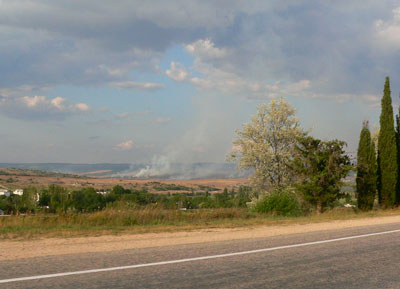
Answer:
2;215;400;261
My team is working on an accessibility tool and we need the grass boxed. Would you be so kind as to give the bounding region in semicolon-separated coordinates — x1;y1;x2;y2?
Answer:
2;207;400;240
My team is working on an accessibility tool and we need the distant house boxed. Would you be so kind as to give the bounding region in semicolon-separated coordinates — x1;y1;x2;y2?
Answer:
13;189;23;196
0;190;11;197
0;209;4;215
96;191;108;195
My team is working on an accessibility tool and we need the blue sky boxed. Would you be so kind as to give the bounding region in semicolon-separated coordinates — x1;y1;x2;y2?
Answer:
1;1;400;163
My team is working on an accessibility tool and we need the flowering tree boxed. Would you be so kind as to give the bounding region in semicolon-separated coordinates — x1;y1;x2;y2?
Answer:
229;97;305;191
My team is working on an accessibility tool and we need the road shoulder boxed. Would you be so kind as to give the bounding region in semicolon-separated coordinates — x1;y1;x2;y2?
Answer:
1;215;400;261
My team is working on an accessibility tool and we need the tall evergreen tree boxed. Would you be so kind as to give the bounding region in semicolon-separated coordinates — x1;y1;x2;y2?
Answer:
293;136;351;214
377;150;382;204
395;103;400;204
378;77;398;208
356;121;376;211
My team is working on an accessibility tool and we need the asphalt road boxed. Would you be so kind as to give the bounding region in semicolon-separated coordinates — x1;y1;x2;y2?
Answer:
2;223;400;289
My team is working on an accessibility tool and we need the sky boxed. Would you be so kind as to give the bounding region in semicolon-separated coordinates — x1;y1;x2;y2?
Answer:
1;0;400;164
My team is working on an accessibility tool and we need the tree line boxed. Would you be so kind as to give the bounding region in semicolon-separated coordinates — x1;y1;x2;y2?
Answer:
356;77;400;210
230;97;351;214
230;76;399;214
0;184;252;214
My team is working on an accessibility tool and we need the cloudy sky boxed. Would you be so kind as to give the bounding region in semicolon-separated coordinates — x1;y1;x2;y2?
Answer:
1;0;400;163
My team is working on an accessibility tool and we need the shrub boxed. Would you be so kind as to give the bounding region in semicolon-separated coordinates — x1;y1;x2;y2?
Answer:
254;188;303;217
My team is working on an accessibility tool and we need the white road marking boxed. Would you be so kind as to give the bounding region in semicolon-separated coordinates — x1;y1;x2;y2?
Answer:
1;228;400;284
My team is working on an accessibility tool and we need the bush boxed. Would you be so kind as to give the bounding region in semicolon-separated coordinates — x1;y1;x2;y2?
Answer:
254;189;303;217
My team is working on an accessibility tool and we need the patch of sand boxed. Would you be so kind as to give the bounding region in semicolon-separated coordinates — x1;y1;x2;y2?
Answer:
1;215;400;261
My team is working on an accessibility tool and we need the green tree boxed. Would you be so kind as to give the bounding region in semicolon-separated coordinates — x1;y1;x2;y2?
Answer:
0;196;9;213
234;186;251;207
229;97;305;191
38;190;51;207
111;185;126;195
49;185;69;213
396;105;400;203
21;187;38;213
10;195;23;214
378;77;398;208
215;188;230;207
293;136;351;214
356;121;376;210
377;150;382;204
71;188;105;212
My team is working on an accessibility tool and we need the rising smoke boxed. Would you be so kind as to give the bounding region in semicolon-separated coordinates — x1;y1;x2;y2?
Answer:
115;92;249;179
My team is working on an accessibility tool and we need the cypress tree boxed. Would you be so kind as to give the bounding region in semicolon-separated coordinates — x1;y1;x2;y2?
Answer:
370;134;377;207
377;150;382;204
378;77;398;208
356;121;376;210
396;106;400;204
371;140;377;188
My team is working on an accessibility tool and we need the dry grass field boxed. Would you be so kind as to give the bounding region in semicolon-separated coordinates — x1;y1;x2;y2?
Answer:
0;168;249;193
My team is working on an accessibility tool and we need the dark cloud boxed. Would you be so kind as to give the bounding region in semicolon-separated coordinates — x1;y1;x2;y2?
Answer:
1;1;400;101
0;1;209;90
207;1;400;97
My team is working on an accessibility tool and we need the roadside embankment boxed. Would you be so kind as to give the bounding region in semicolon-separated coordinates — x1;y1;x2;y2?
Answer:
2;212;400;261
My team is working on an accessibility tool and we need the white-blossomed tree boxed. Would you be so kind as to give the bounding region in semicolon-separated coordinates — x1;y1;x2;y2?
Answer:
229;97;305;192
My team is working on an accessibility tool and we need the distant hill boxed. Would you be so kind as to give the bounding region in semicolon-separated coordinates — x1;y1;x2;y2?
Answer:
0;167;80;178
0;163;132;174
0;163;249;180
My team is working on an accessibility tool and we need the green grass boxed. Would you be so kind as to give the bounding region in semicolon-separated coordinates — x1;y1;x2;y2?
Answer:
2;207;400;240
0;208;254;239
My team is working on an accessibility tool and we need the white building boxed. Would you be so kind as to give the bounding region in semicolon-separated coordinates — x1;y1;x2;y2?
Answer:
96;191;108;195
13;189;23;196
0;190;10;197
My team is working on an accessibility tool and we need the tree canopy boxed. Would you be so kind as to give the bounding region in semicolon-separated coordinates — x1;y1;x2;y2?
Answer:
292;136;351;213
356;121;376;211
229;97;305;191
378;77;397;208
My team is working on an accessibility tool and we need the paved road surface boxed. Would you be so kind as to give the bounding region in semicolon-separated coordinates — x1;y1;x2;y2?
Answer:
2;222;400;288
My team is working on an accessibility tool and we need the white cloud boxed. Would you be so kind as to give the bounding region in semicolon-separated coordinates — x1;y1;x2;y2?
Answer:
165;61;189;82
22;95;47;107
0;95;90;120
185;39;228;60
374;7;400;49
115;140;134;150
74;103;90;112
168;39;312;99
109;81;165;91
50;96;65;109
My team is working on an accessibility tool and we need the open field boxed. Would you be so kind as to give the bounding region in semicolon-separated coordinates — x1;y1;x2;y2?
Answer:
0;168;249;193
